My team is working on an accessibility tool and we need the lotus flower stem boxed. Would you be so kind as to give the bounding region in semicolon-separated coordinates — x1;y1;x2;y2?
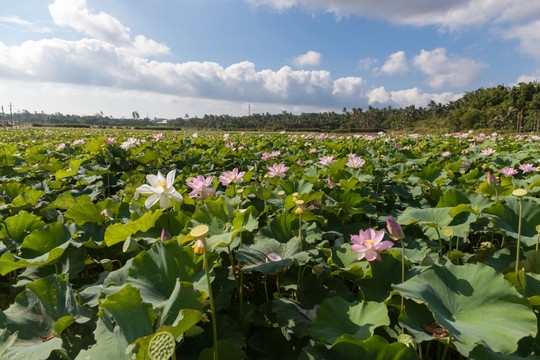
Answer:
515;198;523;274
227;245;245;336
513;189;527;274
191;225;218;360
441;336;451;360
263;275;269;303
276;273;282;298
204;250;218;360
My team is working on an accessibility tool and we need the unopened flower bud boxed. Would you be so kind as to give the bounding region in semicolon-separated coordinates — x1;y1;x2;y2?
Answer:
386;218;404;240
487;171;498;185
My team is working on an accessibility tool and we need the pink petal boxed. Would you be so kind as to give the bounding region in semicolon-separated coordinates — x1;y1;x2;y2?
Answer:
374;240;395;251
365;250;380;262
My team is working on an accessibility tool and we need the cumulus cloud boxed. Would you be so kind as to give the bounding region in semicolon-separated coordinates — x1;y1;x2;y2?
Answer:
48;0;170;57
413;48;486;89
292;50;322;68
357;57;377;72
246;1;540;62
367;86;460;107
376;51;408;76
0;0;463;117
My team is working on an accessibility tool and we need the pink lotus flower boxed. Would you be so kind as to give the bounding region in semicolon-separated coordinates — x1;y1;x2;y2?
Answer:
351;228;394;261
261;152;271;161
480;147;496;156
104;137;116;145
267;163;289;178
500;167;518;177
519;163;535;174
153;133;163;141
441;151;451;157
346;156;365;168
219;168;245;186
186;175;216;199
319;155;336;166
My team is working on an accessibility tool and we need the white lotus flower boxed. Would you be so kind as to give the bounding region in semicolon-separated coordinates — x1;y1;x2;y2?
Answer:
136;170;183;209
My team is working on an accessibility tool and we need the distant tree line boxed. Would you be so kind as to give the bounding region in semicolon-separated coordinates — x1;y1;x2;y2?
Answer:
2;82;540;132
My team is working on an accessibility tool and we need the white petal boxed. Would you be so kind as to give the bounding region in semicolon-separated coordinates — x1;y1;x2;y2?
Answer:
156;171;167;184
159;194;171;208
136;184;157;194
145;193;161;209
169;191;183;201
166;169;176;188
146;174;160;186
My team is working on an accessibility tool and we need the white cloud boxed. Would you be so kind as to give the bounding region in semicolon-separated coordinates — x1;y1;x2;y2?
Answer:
48;0;170;57
515;72;540;84
501;20;540;60
367;86;460;107
0;16;32;26
376;51;408;76
357;57;377;72
413;48;486;89
0;0;463;118
292;50;322;68
246;1;540;64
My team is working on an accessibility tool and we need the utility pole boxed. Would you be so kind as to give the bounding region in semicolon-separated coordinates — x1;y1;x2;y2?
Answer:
9;103;13;127
248;103;251;116
1;106;4;128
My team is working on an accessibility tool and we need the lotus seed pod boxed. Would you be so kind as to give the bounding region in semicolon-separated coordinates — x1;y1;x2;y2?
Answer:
512;188;527;197
190;224;209;239
442;226;454;237
148;331;175;360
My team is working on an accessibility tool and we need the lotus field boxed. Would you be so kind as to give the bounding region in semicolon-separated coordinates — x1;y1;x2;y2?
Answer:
1;128;540;360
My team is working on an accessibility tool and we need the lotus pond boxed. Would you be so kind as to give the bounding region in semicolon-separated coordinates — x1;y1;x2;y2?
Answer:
0;128;539;359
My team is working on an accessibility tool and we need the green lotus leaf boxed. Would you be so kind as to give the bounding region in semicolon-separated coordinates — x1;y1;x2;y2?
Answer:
99;285;155;344
55;158;85;180
11;189;44;209
254;213;297;244
272;298;313;339
483;197;540;247
354;250;409;302
0;328;18;357
300;334;419;360
0;274;91;359
393;262;537;356
126;241;211;305
469;344;539;360
199;339;246;360
237;237;300;275
132;309;204;360
189;197;233;235
309;297;390;344
66;201;107;226
157;279;205;328
104;209;163;247
75;311;131;360
0;223;72;275
329;243;369;278
0;210;45;249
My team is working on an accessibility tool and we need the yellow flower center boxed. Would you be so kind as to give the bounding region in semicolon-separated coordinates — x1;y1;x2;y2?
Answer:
365;239;374;247
156;182;167;191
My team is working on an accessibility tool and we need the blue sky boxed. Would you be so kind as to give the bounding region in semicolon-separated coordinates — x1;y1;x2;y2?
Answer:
0;0;539;119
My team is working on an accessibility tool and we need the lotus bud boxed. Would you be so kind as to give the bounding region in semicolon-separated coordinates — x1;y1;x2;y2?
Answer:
386;218;404;240
160;227;171;242
487;171;498;185
193;239;206;254
327;176;335;189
